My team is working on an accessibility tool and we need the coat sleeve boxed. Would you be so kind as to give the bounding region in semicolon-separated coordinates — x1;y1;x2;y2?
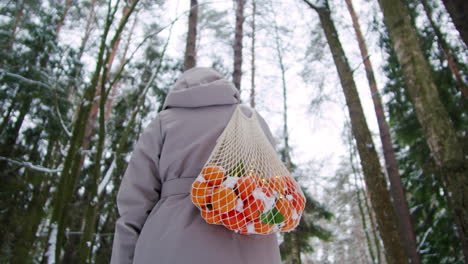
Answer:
110;116;163;264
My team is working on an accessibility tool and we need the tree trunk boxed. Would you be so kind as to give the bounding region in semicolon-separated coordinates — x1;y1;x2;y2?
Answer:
69;0;98;124
78;4;137;263
232;0;246;91
364;182;382;263
250;0;256;108
184;0;198;71
0;90;18;136
78;66;108;263
56;0;73;35
344;0;421;263
8;0;25;50
378;0;468;259
105;15;137;121
420;0;468;98
302;1;409;263
48;1;140;262
10;138;56;263
77;0;98;60
278;17;302;264
349;141;377;264
440;0;468;48
272;6;299;262
82;2;130;157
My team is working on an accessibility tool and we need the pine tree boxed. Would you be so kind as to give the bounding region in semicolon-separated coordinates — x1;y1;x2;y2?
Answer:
184;0;198;70
47;1;140;262
0;1;79;260
250;0;257;108
344;0;421;262
233;0;246;91
377;0;468;259
301;1;409;263
439;0;468;47
379;0;467;261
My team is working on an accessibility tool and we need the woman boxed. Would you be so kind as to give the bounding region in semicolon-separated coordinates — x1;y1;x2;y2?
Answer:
110;67;282;264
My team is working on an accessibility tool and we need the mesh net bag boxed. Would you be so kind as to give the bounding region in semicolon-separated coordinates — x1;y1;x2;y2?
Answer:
190;104;306;235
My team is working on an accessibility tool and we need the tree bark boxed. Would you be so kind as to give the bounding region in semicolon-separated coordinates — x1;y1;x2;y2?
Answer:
349;139;377;264
82;2;130;157
232;0;246;91
77;0;98;60
8;0;25;50
440;0;468;48
184;0;198;71
56;0;73;36
250;0;256;108
78;60;108;264
104;16;136;121
378;0;468;259
302;1;409;263
420;0;468;98
344;0;421;263
363;182;382;263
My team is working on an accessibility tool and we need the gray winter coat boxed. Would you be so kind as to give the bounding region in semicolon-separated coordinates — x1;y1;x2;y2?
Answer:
110;67;282;264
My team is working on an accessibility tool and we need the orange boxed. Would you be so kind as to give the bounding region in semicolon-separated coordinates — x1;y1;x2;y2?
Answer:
253;219;274;234
248;171;262;181
236;176;258;200
275;196;293;220
268;176;287;194
200;208;222;224
222;210;247;230
260;187;273;197
238;227;249;234
257;177;268;188
201;164;226;186
280;217;299;232
243;197;265;220
211;186;237;214
191;181;211;207
283;176;297;194
290;191;306;213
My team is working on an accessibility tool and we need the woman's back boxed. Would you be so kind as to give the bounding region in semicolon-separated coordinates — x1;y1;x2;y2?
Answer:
110;67;281;264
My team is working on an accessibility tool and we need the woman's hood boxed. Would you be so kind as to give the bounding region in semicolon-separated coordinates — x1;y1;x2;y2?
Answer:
162;67;240;110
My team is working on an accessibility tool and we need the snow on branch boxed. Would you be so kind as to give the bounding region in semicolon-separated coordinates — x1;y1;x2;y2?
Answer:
0;68;51;89
0;156;61;173
55;105;72;137
46;222;57;264
98;158;115;196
